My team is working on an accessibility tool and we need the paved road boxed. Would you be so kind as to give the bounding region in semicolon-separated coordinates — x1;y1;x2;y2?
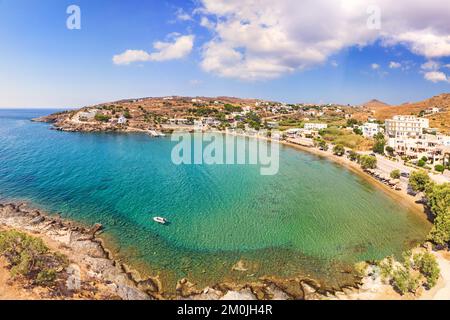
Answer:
375;155;450;185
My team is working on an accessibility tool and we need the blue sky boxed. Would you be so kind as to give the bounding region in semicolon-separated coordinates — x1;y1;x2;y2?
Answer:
1;0;449;108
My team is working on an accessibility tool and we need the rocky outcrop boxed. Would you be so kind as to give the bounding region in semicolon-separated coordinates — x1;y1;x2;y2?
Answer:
0;203;153;300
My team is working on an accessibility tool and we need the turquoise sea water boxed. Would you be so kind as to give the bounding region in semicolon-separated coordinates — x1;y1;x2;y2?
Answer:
0;109;430;292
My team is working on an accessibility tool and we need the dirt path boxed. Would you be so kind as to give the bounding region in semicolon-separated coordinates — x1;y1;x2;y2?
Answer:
430;251;450;300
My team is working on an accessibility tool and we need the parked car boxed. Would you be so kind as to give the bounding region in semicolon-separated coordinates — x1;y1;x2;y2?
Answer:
400;172;410;178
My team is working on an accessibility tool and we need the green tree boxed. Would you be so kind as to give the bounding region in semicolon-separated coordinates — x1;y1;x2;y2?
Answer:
418;159;426;167
409;170;431;192
373;140;386;154
386;146;395;156
390;169;401;179
413;253;440;288
346;118;359;127
317;140;328;151
333;144;345;156
435;164;445;173
348;150;359;162
426;183;450;246
392;268;420;295
359;155;377;170
353;127;363;135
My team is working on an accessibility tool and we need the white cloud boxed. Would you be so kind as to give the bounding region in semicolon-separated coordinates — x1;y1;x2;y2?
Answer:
113;35;194;65
196;0;450;80
424;71;448;83
200;17;215;29
371;63;380;70
389;61;401;69
175;8;193;21
421;60;440;71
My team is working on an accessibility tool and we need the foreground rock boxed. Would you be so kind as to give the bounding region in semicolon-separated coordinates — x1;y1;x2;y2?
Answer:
0;203;152;300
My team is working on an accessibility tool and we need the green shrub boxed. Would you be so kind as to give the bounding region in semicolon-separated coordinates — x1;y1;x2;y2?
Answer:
386;146;395;156
390;169;401;179
94;113;111;122
418;159;426;167
0;230;67;287
378;256;394;281
359;155;377;170
348;150;359;162
409;170;431;192
124;111;132;119
413;253;440;288
35;269;57;286
354;261;368;277
317;139;328;151
435;164;445;173
333;144;345;156
392;268;420;295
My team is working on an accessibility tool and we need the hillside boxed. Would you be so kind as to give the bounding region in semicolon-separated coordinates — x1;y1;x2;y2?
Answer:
357;94;450;134
362;99;390;109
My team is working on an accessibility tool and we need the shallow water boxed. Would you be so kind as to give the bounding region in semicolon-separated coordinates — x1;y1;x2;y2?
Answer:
0;109;430;292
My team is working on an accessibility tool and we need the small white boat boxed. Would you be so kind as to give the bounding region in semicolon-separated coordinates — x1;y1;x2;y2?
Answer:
153;217;168;224
149;130;166;137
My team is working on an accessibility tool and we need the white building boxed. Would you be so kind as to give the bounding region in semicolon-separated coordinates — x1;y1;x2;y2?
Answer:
193;120;202;129
362;122;381;138
385;115;429;138
169;118;189;125
78;110;98;122
285;128;303;137
426;107;440;114
304;123;328;131
117;115;127;125
388;134;450;162
267;121;279;129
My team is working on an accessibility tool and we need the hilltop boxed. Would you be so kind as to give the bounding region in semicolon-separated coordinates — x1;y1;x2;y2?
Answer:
362;99;391;109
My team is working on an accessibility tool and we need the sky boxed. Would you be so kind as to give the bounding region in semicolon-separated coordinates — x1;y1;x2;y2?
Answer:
1;0;450;108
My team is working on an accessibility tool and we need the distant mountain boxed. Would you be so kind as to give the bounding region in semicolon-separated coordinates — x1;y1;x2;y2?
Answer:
362;99;391;108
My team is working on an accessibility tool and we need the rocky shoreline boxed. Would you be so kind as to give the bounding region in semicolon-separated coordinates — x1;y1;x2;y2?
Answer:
0;202;375;300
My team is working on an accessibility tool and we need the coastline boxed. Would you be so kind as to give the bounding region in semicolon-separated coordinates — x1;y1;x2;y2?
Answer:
221;130;428;220
0;118;443;300
281;140;427;219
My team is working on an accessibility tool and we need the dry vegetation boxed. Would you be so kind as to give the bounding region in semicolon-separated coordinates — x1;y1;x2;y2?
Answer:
354;93;450;134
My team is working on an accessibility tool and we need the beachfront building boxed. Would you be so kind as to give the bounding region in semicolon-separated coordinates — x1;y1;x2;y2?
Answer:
304;123;327;131
385;115;429;138
388;134;450;162
194;120;205;130
169;118;189;125
285;128;303;138
362;122;381;138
